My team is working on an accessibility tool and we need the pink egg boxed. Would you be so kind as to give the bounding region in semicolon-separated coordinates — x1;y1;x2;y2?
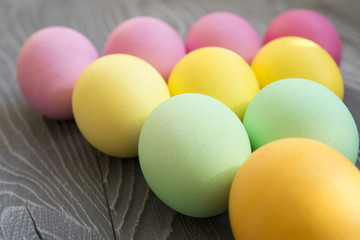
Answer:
185;12;262;64
103;16;186;81
264;9;342;65
17;26;98;120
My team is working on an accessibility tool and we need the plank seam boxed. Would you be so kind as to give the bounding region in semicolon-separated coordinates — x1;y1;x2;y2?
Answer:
26;206;43;240
97;156;117;240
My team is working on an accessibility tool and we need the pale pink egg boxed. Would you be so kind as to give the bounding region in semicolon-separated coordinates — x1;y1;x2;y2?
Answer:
103;16;186;81
17;26;98;120
185;12;262;64
264;9;342;65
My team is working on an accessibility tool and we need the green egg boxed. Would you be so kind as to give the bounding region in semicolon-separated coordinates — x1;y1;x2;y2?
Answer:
138;93;251;217
243;78;359;163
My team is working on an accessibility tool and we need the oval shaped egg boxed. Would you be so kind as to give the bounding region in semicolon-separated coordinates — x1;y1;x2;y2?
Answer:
251;37;343;99
243;78;359;163
264;9;342;65
139;93;251;217
103;16;186;81
72;54;170;158
229;138;360;240
185;11;262;64
17;26;98;119
168;47;259;120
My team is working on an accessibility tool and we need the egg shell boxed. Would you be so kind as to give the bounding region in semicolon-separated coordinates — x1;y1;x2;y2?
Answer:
103;16;186;81
243;78;359;163
251;36;343;99
264;9;342;65
185;11;261;64
229;138;360;240
16;26;98;120
72;54;170;158
168;47;259;120
139;93;251;217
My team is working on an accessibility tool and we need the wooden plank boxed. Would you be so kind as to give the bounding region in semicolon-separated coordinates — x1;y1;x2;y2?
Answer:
0;1;115;239
0;0;359;239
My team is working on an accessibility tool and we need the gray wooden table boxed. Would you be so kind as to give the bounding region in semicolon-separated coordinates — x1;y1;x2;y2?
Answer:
0;0;359;239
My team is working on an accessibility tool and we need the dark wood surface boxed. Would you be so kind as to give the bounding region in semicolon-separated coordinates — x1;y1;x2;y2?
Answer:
0;0;359;239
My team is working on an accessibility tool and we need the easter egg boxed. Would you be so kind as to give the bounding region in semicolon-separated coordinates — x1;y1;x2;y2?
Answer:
264;9;342;65
251;37;343;99
243;78;359;163
103;16;186;81
185;11;261;64
72;54;170;158
229;138;360;240
168;47;259;120
139;93;251;217
17;26;98;120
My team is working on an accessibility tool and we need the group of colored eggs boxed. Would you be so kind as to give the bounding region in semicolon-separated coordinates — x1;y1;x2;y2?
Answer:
16;8;360;240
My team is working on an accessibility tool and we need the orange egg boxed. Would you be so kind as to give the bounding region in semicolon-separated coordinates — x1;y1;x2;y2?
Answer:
229;138;360;240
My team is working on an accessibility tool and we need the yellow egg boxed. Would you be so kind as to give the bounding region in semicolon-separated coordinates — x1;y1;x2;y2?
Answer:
72;54;170;158
229;138;360;240
168;47;259;120
251;37;344;99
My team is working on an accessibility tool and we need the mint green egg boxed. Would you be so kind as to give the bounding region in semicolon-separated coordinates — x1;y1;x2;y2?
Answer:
138;93;251;217
243;78;359;163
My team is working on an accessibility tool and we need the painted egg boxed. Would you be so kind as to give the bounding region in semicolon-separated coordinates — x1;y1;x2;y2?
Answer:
229;138;360;240
251;37;343;99
243;78;359;163
168;47;259;120
185;11;261;64
72;54;170;158
103;16;186;81
264;9;342;65
17;26;98;119
139;93;251;217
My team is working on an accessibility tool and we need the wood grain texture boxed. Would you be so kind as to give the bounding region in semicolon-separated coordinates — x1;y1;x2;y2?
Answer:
0;0;359;239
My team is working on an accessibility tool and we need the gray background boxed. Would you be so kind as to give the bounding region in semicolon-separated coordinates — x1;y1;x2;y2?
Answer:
0;0;359;239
